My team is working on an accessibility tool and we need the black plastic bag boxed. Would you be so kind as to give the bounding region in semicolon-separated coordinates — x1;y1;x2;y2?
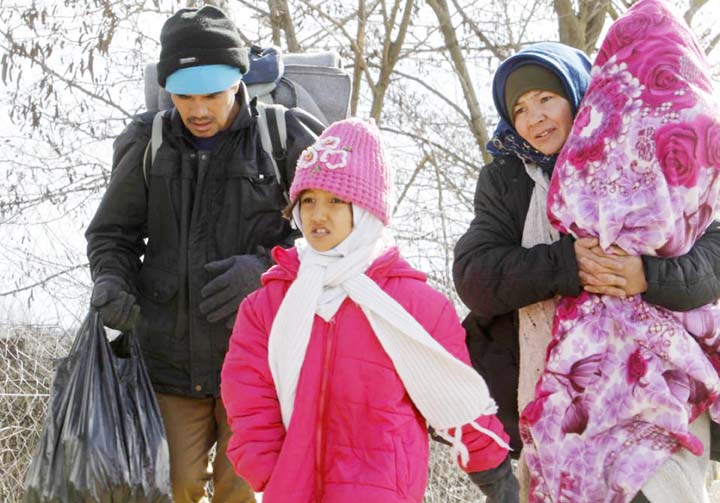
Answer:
23;311;172;503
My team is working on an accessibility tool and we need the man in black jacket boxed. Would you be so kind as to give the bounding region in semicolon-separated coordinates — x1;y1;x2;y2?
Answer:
85;7;323;502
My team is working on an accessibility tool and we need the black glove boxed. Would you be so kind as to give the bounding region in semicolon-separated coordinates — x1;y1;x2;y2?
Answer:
469;455;519;503
199;253;268;328
90;275;140;332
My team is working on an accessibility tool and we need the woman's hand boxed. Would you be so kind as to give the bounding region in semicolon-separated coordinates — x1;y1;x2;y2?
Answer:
574;237;648;297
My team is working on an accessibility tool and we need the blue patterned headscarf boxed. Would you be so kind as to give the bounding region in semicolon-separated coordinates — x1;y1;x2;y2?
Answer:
487;42;592;175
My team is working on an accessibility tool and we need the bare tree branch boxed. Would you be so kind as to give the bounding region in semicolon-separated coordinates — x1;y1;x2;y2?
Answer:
516;0;546;49
450;0;510;60
297;7;358;49
426;0;491;163
391;68;470;123
685;0;710;25
369;0;415;121
394;153;430;215
431;155;451;284
608;2;621;20
381;125;482;173
706;31;720;56
235;0;270;17
0;36;133;119
0;264;88;297
296;0;377;89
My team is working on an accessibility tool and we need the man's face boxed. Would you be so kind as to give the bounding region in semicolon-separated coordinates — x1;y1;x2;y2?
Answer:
170;83;240;137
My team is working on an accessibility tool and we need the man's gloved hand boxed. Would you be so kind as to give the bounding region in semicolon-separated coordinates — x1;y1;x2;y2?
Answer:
469;455;519;503
90;275;141;332
199;253;268;328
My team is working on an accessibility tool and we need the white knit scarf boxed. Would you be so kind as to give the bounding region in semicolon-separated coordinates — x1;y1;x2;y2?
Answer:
268;207;509;465
522;162;559;248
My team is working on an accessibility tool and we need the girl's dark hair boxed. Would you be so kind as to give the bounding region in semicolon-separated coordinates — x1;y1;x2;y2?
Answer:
283;189;306;220
282;198;298;220
281;190;355;227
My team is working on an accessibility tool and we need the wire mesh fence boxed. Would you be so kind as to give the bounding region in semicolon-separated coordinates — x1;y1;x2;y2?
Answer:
0;323;73;502
0;323;484;502
3;322;719;503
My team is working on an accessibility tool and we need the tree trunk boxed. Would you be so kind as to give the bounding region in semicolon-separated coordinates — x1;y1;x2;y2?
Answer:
554;0;610;53
350;0;366;116
269;0;301;52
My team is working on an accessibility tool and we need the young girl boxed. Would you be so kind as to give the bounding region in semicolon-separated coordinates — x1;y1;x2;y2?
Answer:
220;118;516;503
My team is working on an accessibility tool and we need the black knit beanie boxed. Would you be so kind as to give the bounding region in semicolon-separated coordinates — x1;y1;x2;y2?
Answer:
505;65;568;124
157;6;249;88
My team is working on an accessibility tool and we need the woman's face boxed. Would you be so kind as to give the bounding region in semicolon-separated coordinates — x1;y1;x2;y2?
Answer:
298;189;353;252
513;90;574;155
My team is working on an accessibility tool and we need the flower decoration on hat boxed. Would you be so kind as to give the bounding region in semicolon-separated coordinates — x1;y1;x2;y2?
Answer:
297;147;319;170
297;135;350;172
318;136;340;149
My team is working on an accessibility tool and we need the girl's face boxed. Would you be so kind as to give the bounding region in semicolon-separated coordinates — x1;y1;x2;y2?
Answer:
513;90;573;155
298;189;353;252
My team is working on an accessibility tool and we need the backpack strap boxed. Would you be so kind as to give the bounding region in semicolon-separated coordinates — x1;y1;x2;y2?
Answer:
255;102;290;203
247;82;277;104
142;110;165;187
142;107;291;204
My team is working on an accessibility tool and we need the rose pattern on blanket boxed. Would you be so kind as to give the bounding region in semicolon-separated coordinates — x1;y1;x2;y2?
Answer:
520;0;720;502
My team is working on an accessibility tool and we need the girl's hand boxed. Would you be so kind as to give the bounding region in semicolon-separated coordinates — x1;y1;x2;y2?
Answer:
574;237;648;297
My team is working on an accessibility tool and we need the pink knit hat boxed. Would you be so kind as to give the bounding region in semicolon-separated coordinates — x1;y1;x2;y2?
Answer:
290;118;392;225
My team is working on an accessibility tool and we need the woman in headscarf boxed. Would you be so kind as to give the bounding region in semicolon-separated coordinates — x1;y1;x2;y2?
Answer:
453;2;720;499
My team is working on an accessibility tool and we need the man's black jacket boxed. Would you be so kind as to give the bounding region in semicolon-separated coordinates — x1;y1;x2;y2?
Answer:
453;154;720;452
86;86;324;397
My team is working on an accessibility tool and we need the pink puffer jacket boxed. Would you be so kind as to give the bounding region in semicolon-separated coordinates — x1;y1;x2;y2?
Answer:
221;246;508;503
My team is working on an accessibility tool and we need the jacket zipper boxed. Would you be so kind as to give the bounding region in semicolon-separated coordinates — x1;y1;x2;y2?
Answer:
315;317;336;502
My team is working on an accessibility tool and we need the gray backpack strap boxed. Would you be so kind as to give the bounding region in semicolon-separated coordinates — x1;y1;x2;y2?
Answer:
246;82;277;104
143;110;165;187
272;106;288;150
255;102;290;202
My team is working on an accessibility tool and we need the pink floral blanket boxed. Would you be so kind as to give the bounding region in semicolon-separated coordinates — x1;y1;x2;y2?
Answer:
521;1;720;501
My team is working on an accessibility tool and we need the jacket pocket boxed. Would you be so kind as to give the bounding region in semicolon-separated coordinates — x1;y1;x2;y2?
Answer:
325;444;397;492
393;436;410;498
135;264;179;359
149;150;181;177
210;155;289;255
139;264;178;303
222;156;285;216
146;150;182;245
